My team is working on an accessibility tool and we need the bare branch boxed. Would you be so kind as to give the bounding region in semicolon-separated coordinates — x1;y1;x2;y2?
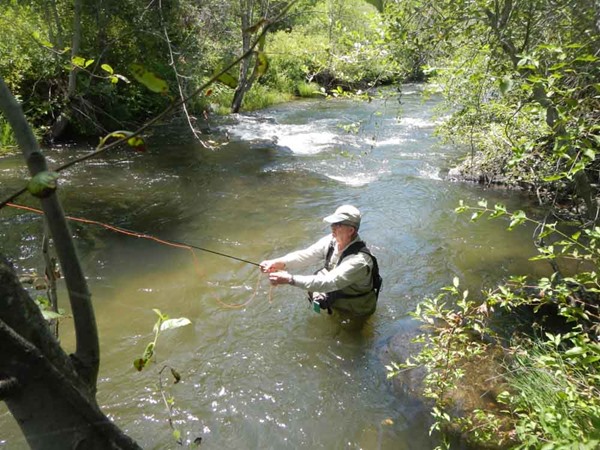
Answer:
0;77;100;390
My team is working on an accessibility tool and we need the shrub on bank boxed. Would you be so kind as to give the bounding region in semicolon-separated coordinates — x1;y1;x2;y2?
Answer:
389;202;600;449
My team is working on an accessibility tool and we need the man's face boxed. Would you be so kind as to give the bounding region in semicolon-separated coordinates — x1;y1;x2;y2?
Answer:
331;223;355;243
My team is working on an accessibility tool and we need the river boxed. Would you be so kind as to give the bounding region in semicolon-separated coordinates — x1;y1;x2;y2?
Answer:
0;86;548;448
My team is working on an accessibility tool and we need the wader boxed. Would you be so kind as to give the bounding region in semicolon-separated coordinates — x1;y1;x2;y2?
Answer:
309;240;382;316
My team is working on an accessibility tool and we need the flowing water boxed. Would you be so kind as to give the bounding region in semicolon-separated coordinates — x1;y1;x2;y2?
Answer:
0;86;549;449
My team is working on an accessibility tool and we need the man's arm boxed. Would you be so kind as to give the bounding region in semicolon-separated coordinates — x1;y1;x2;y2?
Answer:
260;235;331;273
269;253;371;293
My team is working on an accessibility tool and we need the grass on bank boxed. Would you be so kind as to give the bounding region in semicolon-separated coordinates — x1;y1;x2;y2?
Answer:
504;335;600;448
202;80;327;116
0;117;17;155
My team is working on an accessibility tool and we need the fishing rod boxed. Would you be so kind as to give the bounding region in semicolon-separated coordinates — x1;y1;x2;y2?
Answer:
6;203;261;267
160;238;260;267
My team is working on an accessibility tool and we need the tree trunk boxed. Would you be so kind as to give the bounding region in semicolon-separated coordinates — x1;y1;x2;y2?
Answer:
0;77;138;448
231;0;271;113
45;0;65;50
0;77;100;388
50;0;82;140
0;259;141;450
231;0;254;113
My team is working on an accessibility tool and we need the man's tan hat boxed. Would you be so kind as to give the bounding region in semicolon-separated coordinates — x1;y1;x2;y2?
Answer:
323;205;361;229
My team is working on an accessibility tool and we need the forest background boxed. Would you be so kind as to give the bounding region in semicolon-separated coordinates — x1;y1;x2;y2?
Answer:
1;0;599;448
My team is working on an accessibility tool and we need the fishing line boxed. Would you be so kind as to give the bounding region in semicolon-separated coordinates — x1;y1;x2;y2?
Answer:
6;202;276;309
6;202;261;267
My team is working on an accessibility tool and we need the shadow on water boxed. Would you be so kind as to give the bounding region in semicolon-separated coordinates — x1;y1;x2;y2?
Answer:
0;86;544;449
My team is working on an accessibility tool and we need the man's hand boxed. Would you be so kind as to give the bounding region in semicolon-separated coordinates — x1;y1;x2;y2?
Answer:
268;271;293;285
259;259;286;273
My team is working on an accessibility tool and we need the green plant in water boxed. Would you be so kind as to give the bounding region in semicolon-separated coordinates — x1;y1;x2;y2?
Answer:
133;308;191;371
34;295;67;321
134;309;191;445
387;277;502;449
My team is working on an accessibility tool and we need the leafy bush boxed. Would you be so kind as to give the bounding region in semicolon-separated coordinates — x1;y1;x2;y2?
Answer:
266;25;330;88
266;0;397;91
389;201;600;448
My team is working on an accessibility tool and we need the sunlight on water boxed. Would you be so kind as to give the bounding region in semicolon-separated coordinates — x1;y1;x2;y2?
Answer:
224;116;340;155
417;163;443;181
326;171;384;187
397;117;438;128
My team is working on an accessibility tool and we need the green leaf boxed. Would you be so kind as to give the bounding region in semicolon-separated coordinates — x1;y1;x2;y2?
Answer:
133;358;147;371
101;63;114;75
32;31;53;48
172;429;182;443
499;76;513;95
160;317;191;331
583;148;596;160
254;51;269;78
508;210;527;230
42;310;63;320
27;171;60;198
470;211;484;222
143;342;155;360
490;203;507;218
589;343;600;354
574;54;598;63
127;136;146;152
565;346;585;356
72;57;94;68
216;72;238;89
153;308;167;320
72;56;86;68
543;173;565;182
130;63;169;94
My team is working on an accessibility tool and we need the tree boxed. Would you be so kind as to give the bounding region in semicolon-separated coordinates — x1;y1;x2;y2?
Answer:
0;77;140;449
384;0;600;220
231;0;273;113
49;0;82;140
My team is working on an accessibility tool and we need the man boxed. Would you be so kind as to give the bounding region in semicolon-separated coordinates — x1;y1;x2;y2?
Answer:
260;205;381;316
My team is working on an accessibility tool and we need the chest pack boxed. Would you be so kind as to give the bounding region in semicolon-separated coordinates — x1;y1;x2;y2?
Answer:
325;240;382;298
310;240;382;314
